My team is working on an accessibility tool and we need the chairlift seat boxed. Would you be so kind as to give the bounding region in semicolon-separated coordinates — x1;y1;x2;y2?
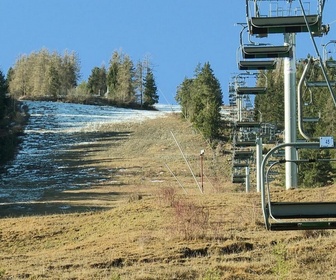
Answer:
268;202;336;219
325;60;336;68
305;81;336;87
269;221;336;231
232;174;245;179
242;45;292;59
235;121;260;128
303;117;320;123
238;60;277;70
236;87;267;95
232;177;245;184
267;171;279;176
234;151;254;159
234;141;256;147
233;163;249;168
248;15;321;35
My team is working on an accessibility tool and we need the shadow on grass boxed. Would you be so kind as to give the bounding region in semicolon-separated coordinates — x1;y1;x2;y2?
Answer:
0;189;130;218
0;130;135;218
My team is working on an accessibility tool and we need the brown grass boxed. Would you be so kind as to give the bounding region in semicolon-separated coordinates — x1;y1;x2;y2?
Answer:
0;114;336;279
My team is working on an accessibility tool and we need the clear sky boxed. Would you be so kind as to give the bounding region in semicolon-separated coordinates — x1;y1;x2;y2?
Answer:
0;0;335;104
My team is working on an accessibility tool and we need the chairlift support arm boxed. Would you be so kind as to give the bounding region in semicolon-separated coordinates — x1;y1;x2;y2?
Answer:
298;0;336;107
297;58;314;141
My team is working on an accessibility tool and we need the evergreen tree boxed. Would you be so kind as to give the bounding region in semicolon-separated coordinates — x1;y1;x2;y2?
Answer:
0;70;8;120
254;66;284;129
175;62;223;140
298;149;334;187
87;66;107;96
107;51;121;100
143;68;158;108
47;65;60;97
192;62;223;140
176;78;193;118
59;51;81;96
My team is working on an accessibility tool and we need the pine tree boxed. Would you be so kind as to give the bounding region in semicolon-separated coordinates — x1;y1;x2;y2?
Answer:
47;65;60;97
87;66;107;96
254;67;284;129
107;51;121;100
192;62;223;140
176;78;193;118
0;70;8;120
298;149;334;187
175;62;223;140
143;68;158;108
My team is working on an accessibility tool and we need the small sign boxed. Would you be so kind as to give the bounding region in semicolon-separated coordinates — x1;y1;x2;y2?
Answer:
320;136;334;148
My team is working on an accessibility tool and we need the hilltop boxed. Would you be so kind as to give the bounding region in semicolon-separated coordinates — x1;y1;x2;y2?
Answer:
0;114;335;279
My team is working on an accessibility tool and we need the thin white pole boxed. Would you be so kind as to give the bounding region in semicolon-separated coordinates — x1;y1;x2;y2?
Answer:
245;166;250;193
256;137;263;192
284;33;298;189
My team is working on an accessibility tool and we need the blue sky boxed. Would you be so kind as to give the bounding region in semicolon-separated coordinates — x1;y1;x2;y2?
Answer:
0;0;335;104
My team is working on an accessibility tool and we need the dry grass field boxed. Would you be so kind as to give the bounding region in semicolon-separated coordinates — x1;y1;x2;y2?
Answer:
0;114;336;279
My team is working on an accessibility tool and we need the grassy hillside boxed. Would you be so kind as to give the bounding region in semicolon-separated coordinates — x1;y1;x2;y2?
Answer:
0;114;335;279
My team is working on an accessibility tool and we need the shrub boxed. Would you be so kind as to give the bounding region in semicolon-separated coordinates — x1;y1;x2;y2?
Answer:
172;199;209;240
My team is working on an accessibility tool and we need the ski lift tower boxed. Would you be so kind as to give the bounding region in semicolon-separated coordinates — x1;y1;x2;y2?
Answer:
245;0;328;189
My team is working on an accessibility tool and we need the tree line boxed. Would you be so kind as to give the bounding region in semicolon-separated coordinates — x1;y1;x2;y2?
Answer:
9;49;80;99
7;49;159;108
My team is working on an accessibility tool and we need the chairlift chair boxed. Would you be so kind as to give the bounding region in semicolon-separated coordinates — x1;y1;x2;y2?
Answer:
242;45;293;59
298;58;333;140
323;40;336;69
233;129;257;147
235;72;268;95
245;0;327;36
237;25;278;70
261;141;336;231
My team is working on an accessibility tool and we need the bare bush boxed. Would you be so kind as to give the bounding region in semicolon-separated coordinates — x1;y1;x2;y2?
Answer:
157;186;177;207
172;199;210;240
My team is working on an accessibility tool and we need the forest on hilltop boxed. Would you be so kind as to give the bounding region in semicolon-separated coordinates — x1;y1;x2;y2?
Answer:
6;49;159;109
